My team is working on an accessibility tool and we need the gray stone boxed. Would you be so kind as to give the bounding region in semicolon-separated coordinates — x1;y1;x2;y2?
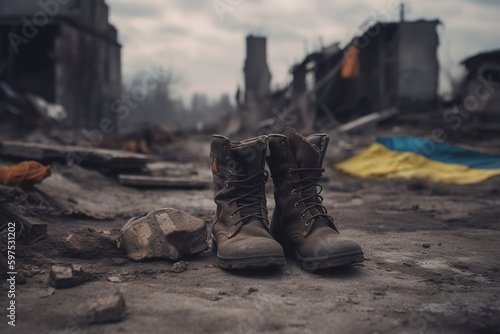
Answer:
170;261;189;273
49;264;91;289
118;208;207;261
88;291;126;324
107;276;121;283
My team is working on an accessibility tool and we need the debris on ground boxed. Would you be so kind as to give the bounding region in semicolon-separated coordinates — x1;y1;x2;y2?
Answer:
170;261;189;273
63;228;124;259
337;107;399;133
0;140;152;172
48;264;92;289
0;192;48;246
107;276;122;283
0;185;114;220
38;287;55;298
119;174;210;189
0;81;67;130
0;161;52;188
119;161;211;189
118;208;208;261
86;291;127;324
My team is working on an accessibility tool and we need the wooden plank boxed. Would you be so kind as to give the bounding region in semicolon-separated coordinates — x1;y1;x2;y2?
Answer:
0;199;48;243
119;175;210;189
145;161;198;177
0;141;152;170
337;107;398;133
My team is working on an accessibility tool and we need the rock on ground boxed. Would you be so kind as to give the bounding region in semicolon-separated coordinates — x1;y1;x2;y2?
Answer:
49;264;91;289
170;261;189;273
87;291;126;324
63;228;124;259
118;208;207;261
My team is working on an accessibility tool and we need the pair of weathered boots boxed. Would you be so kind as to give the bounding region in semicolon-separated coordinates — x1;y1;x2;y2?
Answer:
210;127;364;271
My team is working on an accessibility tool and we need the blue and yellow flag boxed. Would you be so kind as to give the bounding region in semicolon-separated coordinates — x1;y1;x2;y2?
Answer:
335;137;500;184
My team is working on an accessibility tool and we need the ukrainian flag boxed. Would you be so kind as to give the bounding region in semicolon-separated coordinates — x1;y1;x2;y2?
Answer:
335;137;500;184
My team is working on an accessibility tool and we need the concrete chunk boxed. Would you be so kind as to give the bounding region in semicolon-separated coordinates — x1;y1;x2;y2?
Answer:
118;208;208;261
88;291;126;324
49;264;90;289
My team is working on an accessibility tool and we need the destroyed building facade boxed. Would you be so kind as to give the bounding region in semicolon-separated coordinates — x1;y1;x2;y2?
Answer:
294;19;441;124
0;0;121;129
235;19;441;133
459;49;500;114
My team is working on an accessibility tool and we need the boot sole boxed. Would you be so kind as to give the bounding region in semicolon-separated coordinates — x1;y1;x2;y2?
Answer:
217;255;286;269
296;251;365;272
212;236;286;269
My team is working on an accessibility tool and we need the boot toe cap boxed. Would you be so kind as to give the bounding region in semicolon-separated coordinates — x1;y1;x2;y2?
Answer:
311;238;363;259
217;237;285;260
291;231;363;260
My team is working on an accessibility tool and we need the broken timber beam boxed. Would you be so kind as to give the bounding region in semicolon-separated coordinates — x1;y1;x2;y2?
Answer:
0;141;152;171
337;107;399;134
119;175;210;189
0;203;48;244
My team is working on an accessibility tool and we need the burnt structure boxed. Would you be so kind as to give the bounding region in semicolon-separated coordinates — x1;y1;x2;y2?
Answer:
0;0;121;129
292;19;440;123
458;50;500;113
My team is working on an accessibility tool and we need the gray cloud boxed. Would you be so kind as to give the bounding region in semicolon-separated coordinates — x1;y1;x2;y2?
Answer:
105;0;500;101
160;26;190;36
109;2;162;18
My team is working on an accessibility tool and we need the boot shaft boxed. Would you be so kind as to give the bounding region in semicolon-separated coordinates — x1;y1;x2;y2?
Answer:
210;135;269;235
210;135;268;186
267;128;333;236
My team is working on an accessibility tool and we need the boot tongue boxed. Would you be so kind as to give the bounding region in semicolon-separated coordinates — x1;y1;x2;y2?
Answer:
230;137;267;222
283;127;321;169
230;138;266;176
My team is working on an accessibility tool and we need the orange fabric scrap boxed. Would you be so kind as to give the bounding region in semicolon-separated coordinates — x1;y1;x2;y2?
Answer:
341;45;360;79
0;161;52;188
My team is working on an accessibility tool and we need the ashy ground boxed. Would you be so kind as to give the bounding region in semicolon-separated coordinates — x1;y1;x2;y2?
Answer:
1;133;499;334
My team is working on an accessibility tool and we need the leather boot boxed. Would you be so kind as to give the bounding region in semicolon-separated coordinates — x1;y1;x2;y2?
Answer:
267;127;364;271
210;134;285;269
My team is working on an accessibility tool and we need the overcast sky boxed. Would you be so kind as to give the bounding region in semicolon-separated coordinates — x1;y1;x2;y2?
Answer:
106;0;500;103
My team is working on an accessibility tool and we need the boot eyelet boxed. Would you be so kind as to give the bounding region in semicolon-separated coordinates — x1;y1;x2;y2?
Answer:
283;150;289;156
301;213;305;218
292;189;296;194
225;183;230;188
305;221;310;227
281;140;286;146
225;155;230;161
230;213;235;218
223;145;228;151
294;202;299;207
288;167;293;173
228;203;232;207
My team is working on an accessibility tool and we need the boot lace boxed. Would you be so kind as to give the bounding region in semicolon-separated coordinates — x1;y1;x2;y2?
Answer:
289;167;337;230
225;170;269;227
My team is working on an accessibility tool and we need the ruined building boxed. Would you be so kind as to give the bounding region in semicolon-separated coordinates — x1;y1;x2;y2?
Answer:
459;49;500;114
0;0;121;129
292;19;440;124
244;35;271;104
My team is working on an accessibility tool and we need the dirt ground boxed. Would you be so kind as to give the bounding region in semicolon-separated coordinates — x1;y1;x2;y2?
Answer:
1;131;500;334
